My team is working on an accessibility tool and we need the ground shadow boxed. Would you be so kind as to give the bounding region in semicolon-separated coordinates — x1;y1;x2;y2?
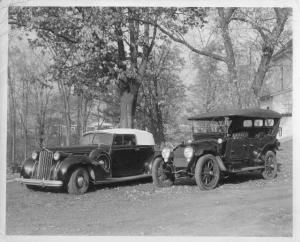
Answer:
90;177;153;192
173;163;283;187
20;162;282;194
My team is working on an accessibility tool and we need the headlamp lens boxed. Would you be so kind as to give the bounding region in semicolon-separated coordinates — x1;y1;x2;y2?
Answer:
53;152;61;161
184;146;194;159
162;147;171;162
31;151;39;160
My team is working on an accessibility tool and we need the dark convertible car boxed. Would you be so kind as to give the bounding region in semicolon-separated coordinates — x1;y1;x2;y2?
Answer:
152;108;282;190
18;128;157;194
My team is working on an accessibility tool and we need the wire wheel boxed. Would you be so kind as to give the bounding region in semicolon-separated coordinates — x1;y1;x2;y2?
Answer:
262;150;277;180
97;155;110;172
152;157;174;187
195;154;220;190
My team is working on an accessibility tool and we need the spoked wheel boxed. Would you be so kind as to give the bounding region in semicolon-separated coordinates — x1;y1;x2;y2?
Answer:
97;155;110;172
152;157;174;187
262;150;277;180
89;150;110;172
67;167;89;195
195;154;220;190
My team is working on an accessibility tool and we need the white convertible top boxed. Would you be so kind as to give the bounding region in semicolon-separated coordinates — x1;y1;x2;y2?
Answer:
86;128;155;146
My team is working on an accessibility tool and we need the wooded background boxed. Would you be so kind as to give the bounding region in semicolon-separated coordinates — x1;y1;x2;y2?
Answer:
7;7;292;170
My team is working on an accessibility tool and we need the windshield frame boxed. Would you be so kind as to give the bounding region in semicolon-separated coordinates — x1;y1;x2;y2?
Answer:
191;117;231;135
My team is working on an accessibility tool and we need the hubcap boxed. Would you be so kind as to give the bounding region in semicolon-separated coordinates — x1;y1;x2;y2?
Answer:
77;176;85;187
201;159;215;186
158;161;170;182
265;156;275;176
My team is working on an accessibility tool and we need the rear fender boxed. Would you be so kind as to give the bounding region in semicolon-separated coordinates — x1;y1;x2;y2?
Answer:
262;141;279;155
189;147;218;169
145;151;162;173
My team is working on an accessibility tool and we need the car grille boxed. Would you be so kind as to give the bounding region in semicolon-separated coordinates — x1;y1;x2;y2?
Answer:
35;150;54;179
173;147;187;167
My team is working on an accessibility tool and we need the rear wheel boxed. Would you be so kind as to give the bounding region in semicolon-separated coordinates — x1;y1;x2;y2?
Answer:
152;157;174;187
195;154;220;190
262;150;277;180
67;168;89;195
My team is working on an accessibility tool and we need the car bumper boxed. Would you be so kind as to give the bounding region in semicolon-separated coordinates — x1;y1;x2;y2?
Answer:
17;178;63;187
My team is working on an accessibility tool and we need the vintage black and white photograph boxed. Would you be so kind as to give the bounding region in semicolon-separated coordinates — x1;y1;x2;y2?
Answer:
1;0;296;238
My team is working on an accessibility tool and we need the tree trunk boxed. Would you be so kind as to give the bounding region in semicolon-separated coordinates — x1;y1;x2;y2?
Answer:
252;45;274;97
218;8;242;108
65;109;71;146
76;93;83;144
153;77;165;144
8;67;16;165
57;79;71;146
120;91;135;128
21;77;29;160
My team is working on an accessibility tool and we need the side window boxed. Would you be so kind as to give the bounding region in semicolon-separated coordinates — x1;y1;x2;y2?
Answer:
265;119;274;127
254;119;263;127
243;120;252;127
123;135;136;146
113;135;123;146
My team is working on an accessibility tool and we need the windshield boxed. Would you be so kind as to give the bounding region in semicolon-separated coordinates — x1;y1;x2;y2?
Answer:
80;133;113;145
192;118;231;133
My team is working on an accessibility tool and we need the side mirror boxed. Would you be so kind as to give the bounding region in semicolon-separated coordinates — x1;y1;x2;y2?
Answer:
278;127;282;137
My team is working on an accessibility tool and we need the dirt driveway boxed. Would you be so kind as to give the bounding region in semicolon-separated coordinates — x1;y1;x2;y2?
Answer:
6;140;292;236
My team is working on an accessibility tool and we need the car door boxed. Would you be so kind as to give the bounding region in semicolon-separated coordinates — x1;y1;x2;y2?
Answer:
247;119;273;166
226;136;249;164
225;120;251;169
110;134;140;177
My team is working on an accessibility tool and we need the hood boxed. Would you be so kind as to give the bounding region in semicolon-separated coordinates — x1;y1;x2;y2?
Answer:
45;144;109;156
192;132;224;141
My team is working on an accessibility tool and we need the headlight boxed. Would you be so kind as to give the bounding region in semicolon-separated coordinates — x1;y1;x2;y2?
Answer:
217;138;223;144
162;147;171;162
24;165;33;174
31;151;39;160
184;146;194;161
53;151;61;161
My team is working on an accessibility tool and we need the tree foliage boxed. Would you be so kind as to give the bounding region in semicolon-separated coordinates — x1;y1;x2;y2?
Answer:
7;7;292;168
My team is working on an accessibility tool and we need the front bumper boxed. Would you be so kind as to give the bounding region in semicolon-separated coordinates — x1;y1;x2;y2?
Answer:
17;178;63;187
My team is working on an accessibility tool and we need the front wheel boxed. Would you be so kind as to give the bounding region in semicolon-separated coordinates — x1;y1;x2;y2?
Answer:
262;150;277;180
195;154;220;190
67;167;89;195
152;157;174;187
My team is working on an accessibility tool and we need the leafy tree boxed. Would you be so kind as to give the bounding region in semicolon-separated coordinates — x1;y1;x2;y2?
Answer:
149;7;291;106
8;30;53;165
136;44;185;144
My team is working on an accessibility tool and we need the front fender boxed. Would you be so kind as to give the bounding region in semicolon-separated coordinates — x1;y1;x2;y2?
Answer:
145;151;162;173
20;157;36;178
262;141;280;154
56;155;94;183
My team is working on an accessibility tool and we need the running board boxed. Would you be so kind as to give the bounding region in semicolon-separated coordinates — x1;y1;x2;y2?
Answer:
229;166;264;173
94;174;151;185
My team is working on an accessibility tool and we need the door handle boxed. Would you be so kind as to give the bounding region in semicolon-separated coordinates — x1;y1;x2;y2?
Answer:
242;144;247;148
135;148;140;151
